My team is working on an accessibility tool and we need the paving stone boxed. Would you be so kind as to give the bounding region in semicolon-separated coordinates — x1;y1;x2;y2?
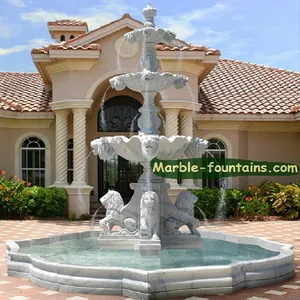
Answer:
281;285;300;289
247;297;270;300
265;290;287;295
40;290;60;295
16;285;34;289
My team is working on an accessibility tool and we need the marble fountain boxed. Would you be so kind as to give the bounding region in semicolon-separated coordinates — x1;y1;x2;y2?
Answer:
6;5;295;300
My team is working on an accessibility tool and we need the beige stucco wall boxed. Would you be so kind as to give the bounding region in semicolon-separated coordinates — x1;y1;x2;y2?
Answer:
195;124;300;190
0;124;55;185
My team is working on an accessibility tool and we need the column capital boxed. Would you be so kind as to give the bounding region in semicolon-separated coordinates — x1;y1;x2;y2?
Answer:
72;107;89;114
160;100;201;112
53;110;70;116
50;100;93;111
180;110;193;117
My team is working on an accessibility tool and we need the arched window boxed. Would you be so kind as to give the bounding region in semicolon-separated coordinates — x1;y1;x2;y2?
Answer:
98;96;141;132
21;137;45;186
203;138;227;188
60;35;65;42
70;35;75;39
67;138;73;184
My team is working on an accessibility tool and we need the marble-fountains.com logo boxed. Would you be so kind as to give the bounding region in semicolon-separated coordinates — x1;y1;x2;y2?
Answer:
151;157;299;179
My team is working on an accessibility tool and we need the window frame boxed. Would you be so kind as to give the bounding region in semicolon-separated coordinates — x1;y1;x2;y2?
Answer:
20;137;46;187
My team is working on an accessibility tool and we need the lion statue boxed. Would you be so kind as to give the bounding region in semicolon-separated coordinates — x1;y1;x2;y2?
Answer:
164;190;200;236
99;190;124;234
140;191;160;240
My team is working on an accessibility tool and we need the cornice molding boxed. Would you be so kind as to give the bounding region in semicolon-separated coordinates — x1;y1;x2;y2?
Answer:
0;110;54;119
0;118;54;128
194;113;295;122
46;59;98;74
50;100;93;111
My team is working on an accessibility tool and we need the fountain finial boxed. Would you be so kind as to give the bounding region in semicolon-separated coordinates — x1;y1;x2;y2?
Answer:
143;4;156;27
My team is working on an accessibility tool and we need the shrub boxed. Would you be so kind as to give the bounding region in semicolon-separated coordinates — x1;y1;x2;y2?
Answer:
189;188;245;220
0;171;31;217
27;186;68;218
268;184;300;220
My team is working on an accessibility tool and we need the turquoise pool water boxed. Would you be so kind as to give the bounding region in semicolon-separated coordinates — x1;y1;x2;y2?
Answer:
19;237;279;270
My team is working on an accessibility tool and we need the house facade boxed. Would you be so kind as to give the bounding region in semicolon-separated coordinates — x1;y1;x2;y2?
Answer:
0;14;300;217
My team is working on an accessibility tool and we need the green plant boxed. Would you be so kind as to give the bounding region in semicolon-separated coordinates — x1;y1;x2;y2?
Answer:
224;189;246;217
269;184;300;220
0;171;31;217
190;188;220;219
238;197;271;220
27;186;67;218
69;212;76;221
80;214;90;220
189;188;245;220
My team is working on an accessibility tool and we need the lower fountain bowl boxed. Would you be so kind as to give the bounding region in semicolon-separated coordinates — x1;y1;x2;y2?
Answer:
6;231;295;300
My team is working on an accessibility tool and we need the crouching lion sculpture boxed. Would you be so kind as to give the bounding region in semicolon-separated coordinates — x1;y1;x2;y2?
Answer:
163;190;200;236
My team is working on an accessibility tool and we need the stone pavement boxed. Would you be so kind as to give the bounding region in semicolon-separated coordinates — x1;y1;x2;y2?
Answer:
0;220;299;300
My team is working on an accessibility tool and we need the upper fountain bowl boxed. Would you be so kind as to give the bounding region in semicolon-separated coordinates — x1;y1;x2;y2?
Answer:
91;133;208;163
109;69;188;92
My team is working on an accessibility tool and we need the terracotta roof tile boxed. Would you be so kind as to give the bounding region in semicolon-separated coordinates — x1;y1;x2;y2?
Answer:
199;59;300;114
47;20;88;27
1;59;299;114
155;44;220;55
0;73;52;112
31;43;100;54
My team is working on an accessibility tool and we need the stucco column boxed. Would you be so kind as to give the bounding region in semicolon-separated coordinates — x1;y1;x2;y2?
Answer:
53;110;69;186
164;108;181;188
72;108;88;185
179;110;198;189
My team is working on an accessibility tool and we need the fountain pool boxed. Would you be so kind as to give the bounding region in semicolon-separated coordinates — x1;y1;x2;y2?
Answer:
6;230;294;299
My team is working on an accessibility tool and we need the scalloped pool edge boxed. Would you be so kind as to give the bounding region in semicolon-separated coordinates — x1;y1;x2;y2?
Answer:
5;230;295;300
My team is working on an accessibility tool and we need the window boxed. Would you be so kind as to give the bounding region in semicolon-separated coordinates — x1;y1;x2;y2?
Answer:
21;137;45;186
67;139;73;184
60;35;65;42
98;96;141;132
70;35;75;39
202;138;227;189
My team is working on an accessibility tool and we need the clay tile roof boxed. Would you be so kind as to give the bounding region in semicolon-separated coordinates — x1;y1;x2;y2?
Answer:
31;43;100;54
0;72;52;112
47;19;88;27
199;59;300;114
155;44;220;55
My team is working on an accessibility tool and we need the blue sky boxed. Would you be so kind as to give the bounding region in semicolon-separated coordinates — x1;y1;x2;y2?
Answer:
0;0;299;72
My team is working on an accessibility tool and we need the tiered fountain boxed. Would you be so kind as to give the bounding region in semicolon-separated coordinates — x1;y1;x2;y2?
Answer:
6;5;295;300
90;4;208;255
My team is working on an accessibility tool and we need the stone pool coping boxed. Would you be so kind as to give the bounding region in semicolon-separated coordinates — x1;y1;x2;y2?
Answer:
5;230;295;300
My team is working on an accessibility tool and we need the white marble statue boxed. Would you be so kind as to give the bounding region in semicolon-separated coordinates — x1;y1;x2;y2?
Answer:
140;191;160;240
99;190;124;234
91;137;116;161
164;190;200;236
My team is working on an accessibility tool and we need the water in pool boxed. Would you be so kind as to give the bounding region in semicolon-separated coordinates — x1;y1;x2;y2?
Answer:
20;237;279;270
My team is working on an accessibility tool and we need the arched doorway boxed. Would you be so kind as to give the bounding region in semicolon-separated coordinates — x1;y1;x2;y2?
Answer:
97;96;143;204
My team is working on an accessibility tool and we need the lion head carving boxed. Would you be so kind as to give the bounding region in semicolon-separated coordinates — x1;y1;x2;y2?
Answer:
100;190;124;216
140;134;160;160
